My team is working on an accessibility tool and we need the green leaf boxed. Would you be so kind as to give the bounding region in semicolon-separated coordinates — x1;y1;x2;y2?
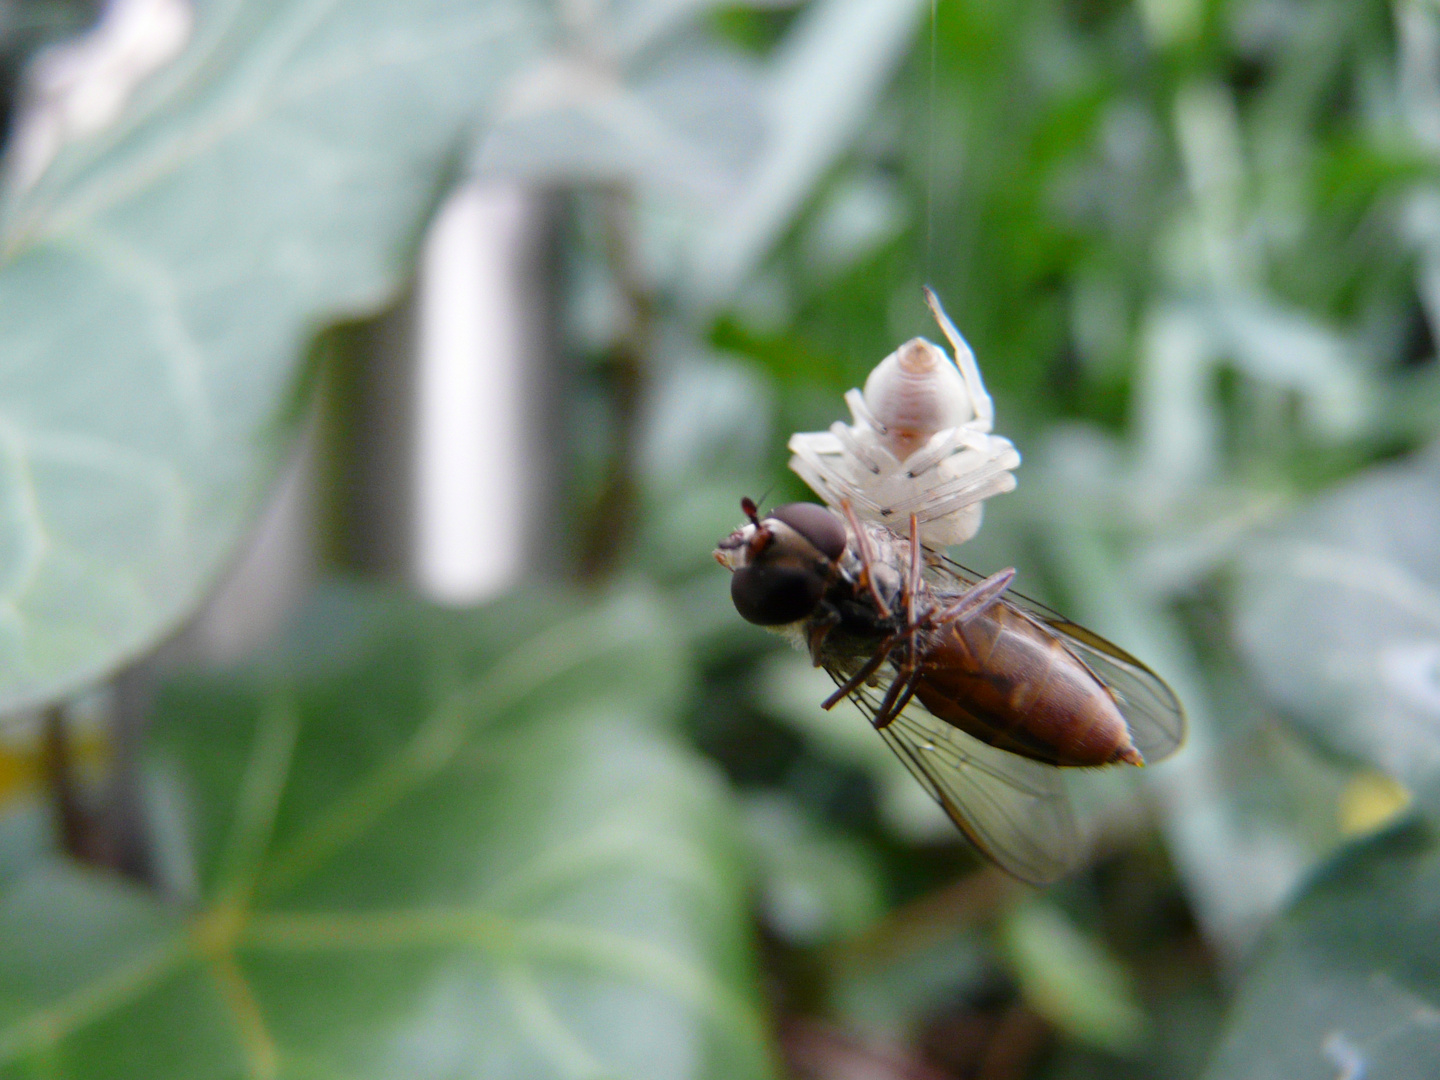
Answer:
740;792;883;946
0;584;776;1079
827;924;988;1044
0;0;549;711
475;40;764;201
1203;819;1440;1080
999;901;1147;1055
1234;449;1440;812
681;0;926;311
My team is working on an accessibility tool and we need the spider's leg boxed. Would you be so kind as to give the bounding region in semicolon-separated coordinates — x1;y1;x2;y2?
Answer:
924;285;994;430
831;421;889;475
841;499;892;619
901;427;967;478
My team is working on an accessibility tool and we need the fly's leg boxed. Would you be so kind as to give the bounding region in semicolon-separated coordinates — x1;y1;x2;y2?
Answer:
826;511;938;724
904;513;927;668
806;603;841;667
891;678;919;722
902;513;923;705
822;637;898;710
840;500;892;619
867;565;1013;728
871;666;922;730
826;635;919;726
872;671;922;731
904;513;922;629
820;512;913;712
932;567;1015;628
871;514;927;731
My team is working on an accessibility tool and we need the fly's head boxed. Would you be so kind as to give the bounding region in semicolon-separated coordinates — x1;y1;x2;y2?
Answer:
714;500;846;626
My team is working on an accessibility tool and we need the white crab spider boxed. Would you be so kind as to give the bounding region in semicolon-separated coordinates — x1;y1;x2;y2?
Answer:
788;287;1020;548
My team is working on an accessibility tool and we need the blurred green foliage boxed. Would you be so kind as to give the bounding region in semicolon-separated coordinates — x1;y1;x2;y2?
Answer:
0;586;773;1078
1;0;1440;1077
0;0;548;710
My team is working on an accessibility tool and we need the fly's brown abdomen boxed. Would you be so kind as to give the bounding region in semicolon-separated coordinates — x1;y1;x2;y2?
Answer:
911;602;1141;767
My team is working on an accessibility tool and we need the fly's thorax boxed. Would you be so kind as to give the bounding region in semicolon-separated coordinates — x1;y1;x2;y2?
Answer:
816;522;943;660
836;521;910;596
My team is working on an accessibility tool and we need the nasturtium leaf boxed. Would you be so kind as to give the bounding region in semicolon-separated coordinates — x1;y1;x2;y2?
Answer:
1203;819;1440;1080
0;585;775;1080
0;0;549;712
1234;448;1440;812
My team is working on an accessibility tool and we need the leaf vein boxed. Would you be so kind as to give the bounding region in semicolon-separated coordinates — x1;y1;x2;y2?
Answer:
202;950;280;1080
214;691;302;909
242;909;765;1058
499;963;608;1080
256;600;652;897
57;226;215;444
0;936;190;1062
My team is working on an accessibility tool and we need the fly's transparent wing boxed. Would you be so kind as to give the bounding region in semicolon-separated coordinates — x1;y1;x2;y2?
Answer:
929;555;1187;765
836;677;1082;884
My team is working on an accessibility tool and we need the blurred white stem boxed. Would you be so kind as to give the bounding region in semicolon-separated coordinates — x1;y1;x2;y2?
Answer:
415;182;546;604
188;424;319;663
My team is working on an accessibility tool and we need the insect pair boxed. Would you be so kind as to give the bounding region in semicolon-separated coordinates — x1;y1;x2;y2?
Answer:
715;288;1185;883
716;499;1184;882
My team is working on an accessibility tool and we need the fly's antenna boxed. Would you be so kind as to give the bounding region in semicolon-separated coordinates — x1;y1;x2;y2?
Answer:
738;496;772;557
749;480;778;512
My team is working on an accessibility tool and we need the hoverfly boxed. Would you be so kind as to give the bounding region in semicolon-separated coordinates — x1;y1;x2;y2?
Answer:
714;498;1185;883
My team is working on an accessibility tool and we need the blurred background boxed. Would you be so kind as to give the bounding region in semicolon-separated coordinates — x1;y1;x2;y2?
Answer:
0;0;1439;1077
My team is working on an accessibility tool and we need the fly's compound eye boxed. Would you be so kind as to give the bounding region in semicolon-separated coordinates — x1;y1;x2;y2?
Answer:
767;503;846;561
727;504;843;626
731;561;827;626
